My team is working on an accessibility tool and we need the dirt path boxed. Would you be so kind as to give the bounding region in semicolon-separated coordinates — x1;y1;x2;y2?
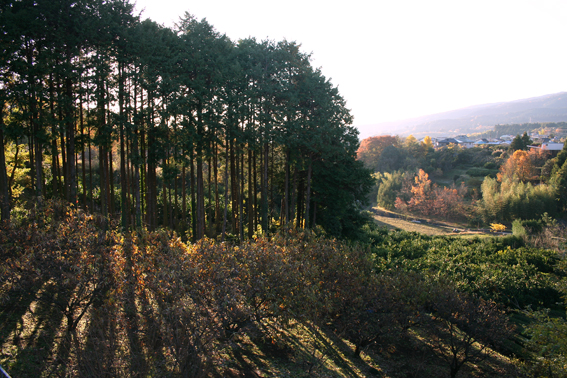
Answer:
369;207;490;237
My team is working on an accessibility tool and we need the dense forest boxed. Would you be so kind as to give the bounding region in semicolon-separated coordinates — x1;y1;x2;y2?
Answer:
0;0;372;241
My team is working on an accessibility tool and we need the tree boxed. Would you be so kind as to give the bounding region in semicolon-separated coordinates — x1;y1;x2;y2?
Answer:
551;141;567;177
427;287;514;378
521;131;532;149
376;171;408;209
497;150;535;183
0;1;372;239
0;100;9;221
509;131;532;151
376;144;404;172
553;159;567;213
356;135;397;171
422;135;434;149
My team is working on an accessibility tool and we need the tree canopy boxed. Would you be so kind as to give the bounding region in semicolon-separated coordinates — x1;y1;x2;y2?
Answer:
0;0;371;239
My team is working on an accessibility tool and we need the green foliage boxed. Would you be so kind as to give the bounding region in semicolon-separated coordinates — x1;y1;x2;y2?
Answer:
466;167;497;177
513;218;545;237
483;161;497;169
509;132;533;152
552;159;567;213
371;231;561;309
521;308;567;377
551;141;567;177
512;219;527;237
476;176;557;222
1;0;373;241
375;170;408;209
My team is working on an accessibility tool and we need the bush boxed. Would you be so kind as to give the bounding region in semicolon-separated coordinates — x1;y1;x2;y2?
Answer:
466;167;497;177
426;284;515;378
512;219;527;237
370;231;561;309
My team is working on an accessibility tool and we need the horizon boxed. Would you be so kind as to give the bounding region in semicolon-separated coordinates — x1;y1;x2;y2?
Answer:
133;0;567;132
357;90;567;127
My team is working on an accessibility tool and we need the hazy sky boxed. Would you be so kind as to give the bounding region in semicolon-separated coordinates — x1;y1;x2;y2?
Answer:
132;0;567;129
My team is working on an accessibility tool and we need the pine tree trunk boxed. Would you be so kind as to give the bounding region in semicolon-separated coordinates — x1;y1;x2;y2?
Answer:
108;148;114;216
99;145;108;218
222;138;229;241
30;85;43;202
88;125;93;211
119;62;128;229
80;88;87;209
270;143;274;225
0;108;11;221
190;151;196;240
239;148;244;241
254;150;258;231
49;76;60;199
28;133;34;194
208;147;212;232
230;138;237;233
182;163;186;229
262;142;269;232
214;142;220;235
57;79;67;200
174;156;178;229
283;149;290;225
197;157;204;237
65;75;76;205
296;175;304;228
134;128;142;229
248;149;253;239
290;167;298;227
305;157;312;229
162;156;168;227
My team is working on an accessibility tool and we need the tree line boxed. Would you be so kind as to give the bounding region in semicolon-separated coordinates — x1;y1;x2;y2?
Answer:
0;0;371;240
358;132;567;223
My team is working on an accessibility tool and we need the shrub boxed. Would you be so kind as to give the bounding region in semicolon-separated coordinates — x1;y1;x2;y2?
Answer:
512;219;527;237
467;167;497;177
426;285;515;378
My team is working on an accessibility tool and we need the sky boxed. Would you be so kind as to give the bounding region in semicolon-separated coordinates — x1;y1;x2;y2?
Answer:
132;0;567;131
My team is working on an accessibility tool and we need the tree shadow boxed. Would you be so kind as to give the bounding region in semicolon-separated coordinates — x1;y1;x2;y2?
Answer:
217;319;372;378
78;296;120;377
1;282;68;378
0;288;38;349
300;322;376;377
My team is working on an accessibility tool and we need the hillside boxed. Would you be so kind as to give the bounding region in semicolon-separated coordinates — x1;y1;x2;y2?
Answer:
358;92;567;139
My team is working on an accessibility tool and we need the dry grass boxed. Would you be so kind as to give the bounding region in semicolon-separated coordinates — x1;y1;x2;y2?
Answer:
370;207;491;237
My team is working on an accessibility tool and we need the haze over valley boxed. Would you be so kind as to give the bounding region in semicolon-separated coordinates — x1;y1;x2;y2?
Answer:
357;92;567;140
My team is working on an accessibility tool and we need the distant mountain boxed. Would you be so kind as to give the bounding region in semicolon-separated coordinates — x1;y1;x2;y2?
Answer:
357;92;567;140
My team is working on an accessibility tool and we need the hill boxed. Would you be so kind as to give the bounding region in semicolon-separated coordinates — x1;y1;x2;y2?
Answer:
357;92;567;139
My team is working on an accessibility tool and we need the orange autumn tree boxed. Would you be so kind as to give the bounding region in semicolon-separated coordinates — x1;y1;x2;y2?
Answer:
395;169;434;215
497;150;536;183
409;169;433;214
357;135;398;170
396;169;468;219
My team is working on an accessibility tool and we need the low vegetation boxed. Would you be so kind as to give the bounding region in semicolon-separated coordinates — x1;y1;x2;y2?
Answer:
1;201;566;377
